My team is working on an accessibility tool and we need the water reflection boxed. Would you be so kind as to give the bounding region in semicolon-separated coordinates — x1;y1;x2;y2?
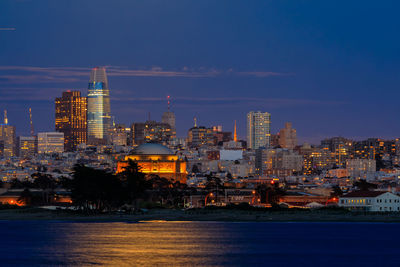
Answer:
1;221;400;266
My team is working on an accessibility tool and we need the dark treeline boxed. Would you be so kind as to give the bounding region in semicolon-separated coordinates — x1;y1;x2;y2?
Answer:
67;160;192;213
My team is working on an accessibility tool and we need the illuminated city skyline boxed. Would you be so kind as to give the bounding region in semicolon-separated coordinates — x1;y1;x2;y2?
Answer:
2;1;400;143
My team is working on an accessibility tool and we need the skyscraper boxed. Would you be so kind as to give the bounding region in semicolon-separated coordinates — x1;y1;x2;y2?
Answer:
161;96;176;137
87;67;111;145
55;91;87;151
247;111;271;149
0;110;16;158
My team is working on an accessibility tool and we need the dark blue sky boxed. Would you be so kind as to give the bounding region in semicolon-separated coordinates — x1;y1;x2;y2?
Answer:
1;0;400;144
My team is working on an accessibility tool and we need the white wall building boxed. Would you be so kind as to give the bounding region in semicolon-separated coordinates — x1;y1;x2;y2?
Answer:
38;132;64;154
339;191;400;212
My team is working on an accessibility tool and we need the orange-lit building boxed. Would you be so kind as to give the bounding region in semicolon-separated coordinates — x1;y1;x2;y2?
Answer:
55;91;87;151
117;143;187;183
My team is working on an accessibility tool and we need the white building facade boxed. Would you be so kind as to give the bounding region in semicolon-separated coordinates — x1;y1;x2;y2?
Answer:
339;191;400;212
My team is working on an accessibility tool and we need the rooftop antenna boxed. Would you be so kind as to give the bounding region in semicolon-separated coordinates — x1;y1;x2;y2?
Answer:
4;110;8;125
29;108;34;136
167;95;171;111
194;117;197;127
234;120;237;142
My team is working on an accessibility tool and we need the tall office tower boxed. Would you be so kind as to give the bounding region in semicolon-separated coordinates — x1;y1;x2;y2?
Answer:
187;126;214;147
247;111;271;150
17;136;36;158
278;122;297;150
161;96;176;137
0;111;16;158
55;91;87;151
131;121;173;145
87;67;111;145
37;132;64;154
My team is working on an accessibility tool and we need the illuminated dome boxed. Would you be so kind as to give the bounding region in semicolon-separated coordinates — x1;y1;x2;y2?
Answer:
132;143;173;155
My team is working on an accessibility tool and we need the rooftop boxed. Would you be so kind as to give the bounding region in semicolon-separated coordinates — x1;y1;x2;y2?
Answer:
341;191;387;198
131;143;174;155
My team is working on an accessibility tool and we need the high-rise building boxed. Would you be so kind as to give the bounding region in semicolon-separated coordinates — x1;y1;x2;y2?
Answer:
17;136;36;158
278;122;297;149
247;111;271;150
55;91;87;151
161;96;176;137
110;124;128;146
187;126;214;147
0;111;16;158
37;132;64;154
131;121;173;145
87;67;111;145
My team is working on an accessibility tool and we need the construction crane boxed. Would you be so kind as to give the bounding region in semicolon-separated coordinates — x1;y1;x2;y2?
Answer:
29;108;34;136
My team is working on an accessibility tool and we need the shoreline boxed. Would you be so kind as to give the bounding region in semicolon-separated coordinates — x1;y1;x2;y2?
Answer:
1;208;400;223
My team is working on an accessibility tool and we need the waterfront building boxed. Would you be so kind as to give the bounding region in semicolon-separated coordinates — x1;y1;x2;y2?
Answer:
87;67;111;145
117;143;187;183
55;91;87;151
17;136;36;158
247;111;271;150
37;132;64;154
278;122;297;149
339;191;400;212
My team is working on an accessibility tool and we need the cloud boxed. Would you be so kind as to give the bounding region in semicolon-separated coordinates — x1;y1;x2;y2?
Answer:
109;96;344;108
0;65;290;84
0;85;344;109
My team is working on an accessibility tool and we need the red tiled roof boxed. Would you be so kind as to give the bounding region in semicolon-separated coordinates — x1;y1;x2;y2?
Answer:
341;191;387;198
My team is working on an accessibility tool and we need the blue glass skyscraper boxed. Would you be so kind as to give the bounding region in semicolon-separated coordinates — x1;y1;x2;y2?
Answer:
87;67;111;144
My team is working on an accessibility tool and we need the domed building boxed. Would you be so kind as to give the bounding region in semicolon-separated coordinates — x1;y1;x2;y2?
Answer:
117;143;187;183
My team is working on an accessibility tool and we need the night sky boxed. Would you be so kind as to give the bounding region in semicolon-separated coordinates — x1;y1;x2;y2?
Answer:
1;0;400;144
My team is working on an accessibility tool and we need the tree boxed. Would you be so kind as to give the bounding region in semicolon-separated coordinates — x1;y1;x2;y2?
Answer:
32;173;56;204
118;160;151;210
70;164;123;212
18;188;32;206
353;179;377;191
331;185;343;197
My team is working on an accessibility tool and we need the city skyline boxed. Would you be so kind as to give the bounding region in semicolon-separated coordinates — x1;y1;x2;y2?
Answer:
2;1;400;143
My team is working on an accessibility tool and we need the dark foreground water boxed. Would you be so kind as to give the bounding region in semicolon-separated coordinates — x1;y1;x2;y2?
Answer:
0;220;399;266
